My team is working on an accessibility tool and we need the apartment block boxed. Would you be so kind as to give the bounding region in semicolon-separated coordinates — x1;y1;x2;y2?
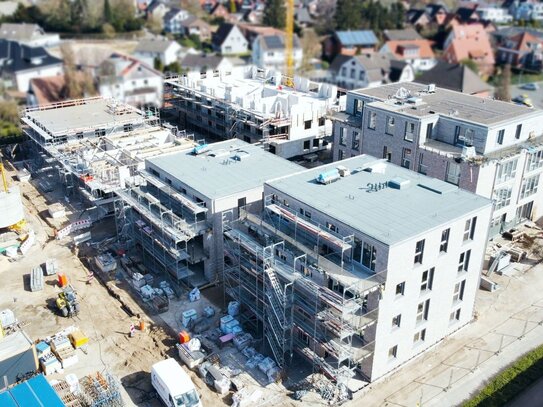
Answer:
115;140;301;289
332;82;543;237
223;155;492;385
165;66;342;159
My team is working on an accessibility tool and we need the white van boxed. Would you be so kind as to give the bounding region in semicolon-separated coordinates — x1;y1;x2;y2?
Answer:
151;358;202;407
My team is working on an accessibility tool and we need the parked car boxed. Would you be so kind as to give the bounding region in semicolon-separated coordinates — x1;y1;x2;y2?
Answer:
151;359;202;407
512;94;534;107
520;82;539;91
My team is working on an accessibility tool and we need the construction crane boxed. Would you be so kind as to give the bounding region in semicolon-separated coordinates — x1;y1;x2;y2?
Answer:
285;0;295;86
0;162;8;193
0;161;26;233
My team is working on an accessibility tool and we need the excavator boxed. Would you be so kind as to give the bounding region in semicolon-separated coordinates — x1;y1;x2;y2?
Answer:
55;286;80;317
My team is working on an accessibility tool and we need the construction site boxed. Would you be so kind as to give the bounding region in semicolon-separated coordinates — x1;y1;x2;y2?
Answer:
164;66;344;159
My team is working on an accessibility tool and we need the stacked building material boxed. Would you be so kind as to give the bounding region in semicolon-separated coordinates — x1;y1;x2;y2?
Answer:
36;341;62;375
51;334;78;369
30;266;44;291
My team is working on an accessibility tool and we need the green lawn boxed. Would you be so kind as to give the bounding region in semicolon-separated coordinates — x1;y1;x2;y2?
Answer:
463;343;543;407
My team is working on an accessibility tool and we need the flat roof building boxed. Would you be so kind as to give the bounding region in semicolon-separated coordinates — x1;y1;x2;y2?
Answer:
332;82;543;237
223;154;492;385
116;140;302;288
165;65;343;159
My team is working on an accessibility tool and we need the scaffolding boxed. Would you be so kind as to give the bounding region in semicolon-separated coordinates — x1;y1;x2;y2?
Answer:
222;197;386;384
52;371;123;407
115;171;209;291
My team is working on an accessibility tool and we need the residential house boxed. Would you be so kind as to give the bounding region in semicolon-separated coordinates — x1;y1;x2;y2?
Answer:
442;24;495;77
295;7;313;27
27;73;93;106
380;39;437;72
134;38;183;67
451;4;480;24
323;30;379;60
252;33;303;71
496;30;543;71
179;16;212;41
243;9;262;24
425;3;449;25
507;0;543;21
476;5;513;23
237;23;284;46
200;0;218;13
147;0;171;21
163;8;191;34
383;28;422;42
406;8;430;28
212;23;249;55
330;54;414;90
180;53;240;73
416;61;492;96
97;53;163;107
209;3;231;20
0;23;60;48
0;2;18;18
0;39;63;93
406;3;449;29
332;82;543;234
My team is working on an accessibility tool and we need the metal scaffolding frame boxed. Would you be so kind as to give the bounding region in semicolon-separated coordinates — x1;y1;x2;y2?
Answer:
222;197;386;384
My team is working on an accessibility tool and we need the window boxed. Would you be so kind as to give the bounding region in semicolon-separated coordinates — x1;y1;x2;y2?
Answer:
421;267;434;291
123;124;133;132
404;122;415;141
318;117;325;126
520;174;540;199
237;197;246;208
338;149;345;160
452;280;466;303
463;217;477;241
416;299;430;323
350;68;356;79
326;222;338;233
339;127;346;146
368;112;376;130
359;71;365;81
388;345;398;359
458;250;471;272
354;99;363;116
304;140;310;150
395;281;405;296
450;308;461;322
341;67;347;76
299;208;311;219
497;129;505;145
401;148;412;169
385;116;395;135
305;120;312;130
494;187;512;210
352;131;360;150
383;146;391;162
445;162;461;185
414;239;425;264
313;138;319;148
95;128;106;137
496;159;518;183
526;150;543;172
392;314;402;328
413;328;426;343
418;153;427;175
362;243;377;271
515;124;522;139
440;228;450;253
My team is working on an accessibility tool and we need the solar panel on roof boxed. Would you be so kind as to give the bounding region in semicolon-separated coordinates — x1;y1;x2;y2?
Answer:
336;30;378;46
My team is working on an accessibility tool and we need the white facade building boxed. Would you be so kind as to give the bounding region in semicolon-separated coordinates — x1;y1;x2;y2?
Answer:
133;39;182;67
331;82;543;236
252;34;302;72
477;6;513;23
165;66;343;158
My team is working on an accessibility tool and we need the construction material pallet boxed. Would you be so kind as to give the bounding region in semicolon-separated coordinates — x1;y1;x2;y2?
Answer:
30;266;44;291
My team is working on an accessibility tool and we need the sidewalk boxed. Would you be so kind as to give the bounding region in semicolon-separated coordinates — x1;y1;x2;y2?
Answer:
348;263;543;407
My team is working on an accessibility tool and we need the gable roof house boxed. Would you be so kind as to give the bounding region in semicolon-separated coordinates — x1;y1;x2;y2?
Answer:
406;3;448;29
27;72;94;107
134;38;183;66
0;23;60;48
97;53;163;107
252;33;302;71
330;53;414;90
0;39;63;93
212;23;249;55
163;7;191;34
496;30;543;71
442;23;495;77
323;30;379;60
179;15;212;40
180;53;239;73
383;28;422;42
416;60;492;96
147;0;171;21
380;39;437;72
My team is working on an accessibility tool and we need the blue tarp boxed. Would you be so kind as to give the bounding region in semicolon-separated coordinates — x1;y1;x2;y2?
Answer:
0;374;64;407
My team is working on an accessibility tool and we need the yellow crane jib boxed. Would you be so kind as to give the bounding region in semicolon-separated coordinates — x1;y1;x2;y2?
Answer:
285;0;295;87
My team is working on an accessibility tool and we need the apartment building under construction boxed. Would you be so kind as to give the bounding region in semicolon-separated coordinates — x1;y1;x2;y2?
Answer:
165;66;343;158
223;155;492;387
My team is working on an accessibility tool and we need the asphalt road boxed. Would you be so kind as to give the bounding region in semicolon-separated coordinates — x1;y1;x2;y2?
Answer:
509;81;543;110
507;376;543;407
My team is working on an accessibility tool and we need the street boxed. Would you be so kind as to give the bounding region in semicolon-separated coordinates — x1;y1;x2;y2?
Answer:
509;81;543;110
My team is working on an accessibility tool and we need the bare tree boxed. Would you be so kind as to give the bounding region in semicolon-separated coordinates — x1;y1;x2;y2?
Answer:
61;44;83;100
495;64;512;102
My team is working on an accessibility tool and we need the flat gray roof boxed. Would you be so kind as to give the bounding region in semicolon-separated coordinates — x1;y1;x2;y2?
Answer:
351;82;541;126
266;155;492;245
147;140;302;200
24;98;142;135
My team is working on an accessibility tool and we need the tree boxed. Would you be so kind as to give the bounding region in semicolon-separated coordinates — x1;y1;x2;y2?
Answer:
61;44;83;99
335;0;362;30
495;64;512;102
263;0;286;29
70;0;89;33
103;0;113;23
102;22;116;38
154;56;164;72
460;58;479;75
